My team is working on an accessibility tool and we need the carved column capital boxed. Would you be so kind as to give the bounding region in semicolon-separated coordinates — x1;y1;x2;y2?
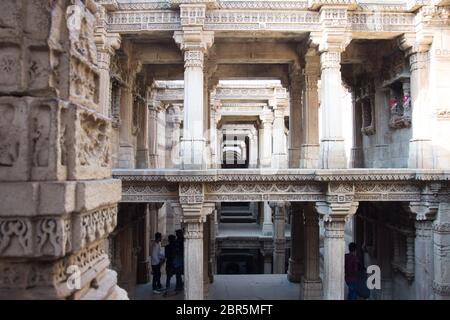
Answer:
315;200;358;223
173;29;214;55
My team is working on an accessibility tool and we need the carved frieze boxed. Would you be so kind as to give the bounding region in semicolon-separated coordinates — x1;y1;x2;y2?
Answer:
0;216;71;258
179;183;204;204
72;205;118;251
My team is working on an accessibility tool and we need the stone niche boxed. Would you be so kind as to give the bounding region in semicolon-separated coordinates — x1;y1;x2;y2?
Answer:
66;104;112;180
0;97;68;182
357;80;376;136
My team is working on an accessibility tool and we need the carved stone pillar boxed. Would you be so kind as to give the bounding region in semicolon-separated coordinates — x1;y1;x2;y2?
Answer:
433;201;450;300
147;101;161;169
249;133;258;169
0;0;125;299
179;183;208;300
316;194;358;300
271;202;286;274
310;6;352;169
301;50;320;169
258;114;273;168
168;104;182;169
262;201;273;236
317;49;348;169
399;35;434;168
94;8;121;116
272;106;287;169
288;66;302;168
209;103;218;169
136;99;149;168
350;89;364;168
184;213;204;300
261;248;273;274
376;209;393;300
287;204;304;283
173;10;214;169
409;195;438;300
301;203;323;300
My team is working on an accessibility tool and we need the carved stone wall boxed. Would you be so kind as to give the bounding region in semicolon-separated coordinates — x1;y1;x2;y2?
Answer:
0;0;125;300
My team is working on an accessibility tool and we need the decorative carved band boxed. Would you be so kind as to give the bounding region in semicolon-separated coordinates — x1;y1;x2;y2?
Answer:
184;50;204;68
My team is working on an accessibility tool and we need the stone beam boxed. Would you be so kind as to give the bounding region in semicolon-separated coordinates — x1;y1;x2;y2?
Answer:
216;64;289;82
135;41;300;65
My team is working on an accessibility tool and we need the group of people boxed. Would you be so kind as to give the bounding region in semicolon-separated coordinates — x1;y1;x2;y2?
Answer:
150;229;184;294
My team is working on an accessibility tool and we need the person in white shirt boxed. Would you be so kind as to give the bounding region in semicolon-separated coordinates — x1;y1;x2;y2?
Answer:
151;232;165;293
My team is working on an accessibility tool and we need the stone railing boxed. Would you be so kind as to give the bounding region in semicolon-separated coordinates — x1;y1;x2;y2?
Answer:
105;2;418;34
113;168;450;203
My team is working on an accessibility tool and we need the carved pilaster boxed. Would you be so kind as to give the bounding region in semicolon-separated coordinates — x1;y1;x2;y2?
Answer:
173;27;214;170
310;29;352;169
316;189;358;300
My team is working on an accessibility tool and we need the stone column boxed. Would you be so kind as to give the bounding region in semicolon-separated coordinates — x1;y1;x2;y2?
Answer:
258;114;273;168
317;49;348;169
184;211;204;300
210;103;220;169
272;105;287;169
149;203;163;240
173;13;214;169
136;99;149;168
148;101;162;169
271;202;286;274
376;210;393;300
94;8;121;116
409;199;437;300
249;133;258;169
179;182;210;300
399;35;433;168
0;0;125;299
118;84;135;169
433;201;450;300
316;199;358;300
350;89;364;168
301;50;320;169
287;204;304;283
301;204;323;300
261;248;273;274
288;66;302;168
262;201;273;236
118;55;141;169
167;104;182;168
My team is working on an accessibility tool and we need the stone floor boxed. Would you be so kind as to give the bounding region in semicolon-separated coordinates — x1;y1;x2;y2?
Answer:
208;274;300;300
134;274;300;300
134;275;184;300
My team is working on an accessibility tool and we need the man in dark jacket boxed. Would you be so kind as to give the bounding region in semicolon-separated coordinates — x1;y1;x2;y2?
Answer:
345;242;359;300
164;235;176;290
174;229;184;292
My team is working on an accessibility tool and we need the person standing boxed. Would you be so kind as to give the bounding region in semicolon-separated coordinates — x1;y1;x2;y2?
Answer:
151;232;165;293
174;229;184;292
164;235;176;291
345;242;359;300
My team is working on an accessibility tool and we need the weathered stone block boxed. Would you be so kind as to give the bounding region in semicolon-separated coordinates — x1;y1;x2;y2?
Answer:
29;98;69;181
65;105;112;180
0;97;69;181
0;97;30;181
39;181;77;216
75;179;121;212
0;43;22;92
0;182;39;217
